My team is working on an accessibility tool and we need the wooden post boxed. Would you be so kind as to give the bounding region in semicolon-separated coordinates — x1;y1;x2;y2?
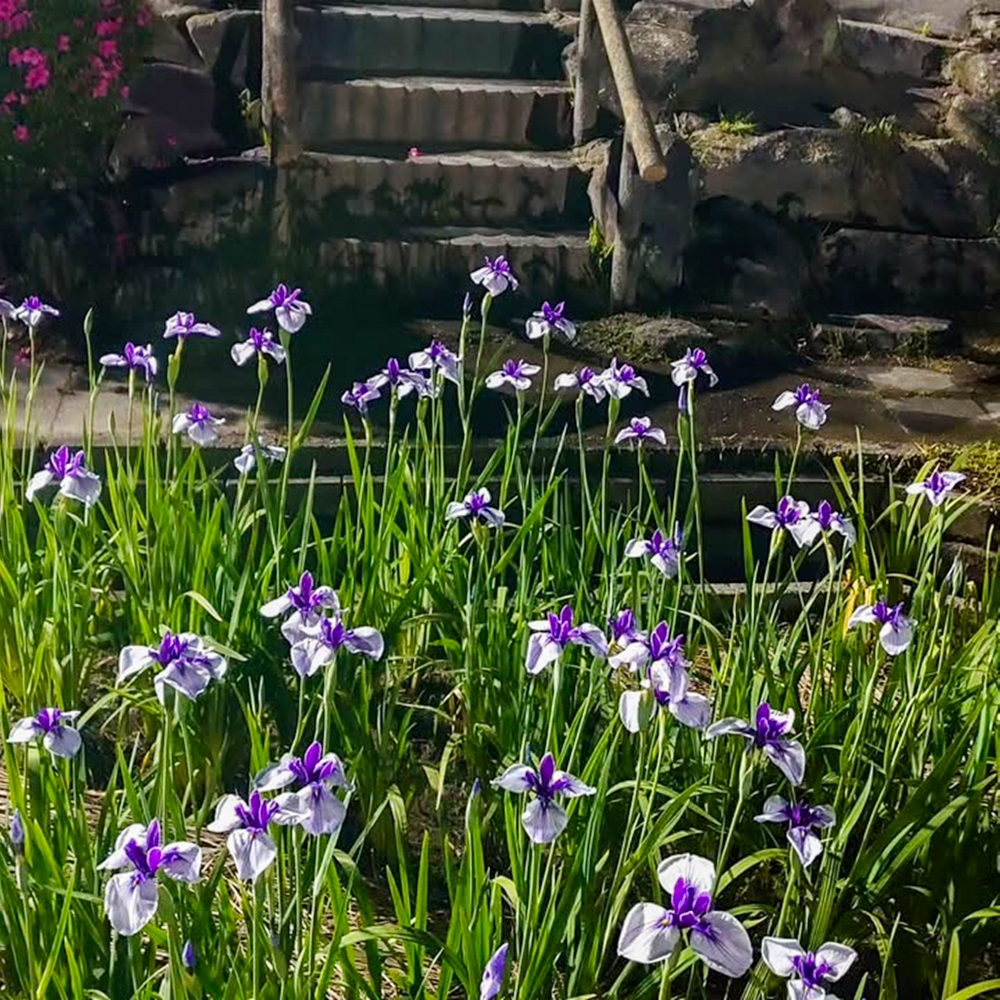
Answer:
589;0;665;182
610;139;641;309
262;0;301;167
573;0;598;146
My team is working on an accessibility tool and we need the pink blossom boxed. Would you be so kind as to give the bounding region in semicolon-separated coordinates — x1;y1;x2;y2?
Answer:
57;34;70;52
120;85;130;99
136;5;152;27
91;78;110;99
13;124;29;143
8;46;21;66
95;17;122;37
98;39;117;59
24;62;50;91
407;146;421;159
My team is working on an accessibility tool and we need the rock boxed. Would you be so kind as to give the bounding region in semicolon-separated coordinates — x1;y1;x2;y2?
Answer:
963;330;1000;365
970;9;1000;43
675;111;710;134
839;19;958;80
627;316;710;356
147;6;205;67
886;394;986;432
186;11;261;89
944;92;1000;162
814;313;952;354
864;363;957;393
109;115;227;178
820;228;1000;311
123;64;216;129
679;197;814;319
827;0;982;38
948;48;1000;101
690;126;995;237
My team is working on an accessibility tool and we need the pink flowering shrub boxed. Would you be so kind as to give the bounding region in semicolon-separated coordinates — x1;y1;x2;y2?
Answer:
0;0;149;188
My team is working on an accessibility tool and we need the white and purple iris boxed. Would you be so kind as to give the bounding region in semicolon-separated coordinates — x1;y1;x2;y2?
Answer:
624;524;684;578
289;614;385;679
609;607;643;649
553;366;606;403
706;702;806;786
906;468;965;508
486;359;541;393
617;853;753;978
255;741;349;837
670;348;718;390
445;487;505;527
234;441;286;476
773;383;829;431
231;327;286;367
619;659;712;733
610;620;689;674
493;751;595;844
755;795;836;868
163;311;221;340
761;936;857;1000
26;445;102;508
0;297;12;319
117;630;228;703
342;381;382;416
13;295;60;328
811;500;856;547
602;357;649;400
260;571;340;645
368;357;434;399
525;301;576;342
99;819;201;936
172;403;225;446
207;790;304;882
480;943;509;1000
99;342;158;381
847;598;913;656
8;707;82;759
746;496;820;549
409;340;461;385
615;416;666;447
525;605;608;675
470;255;519;297
247;283;312;334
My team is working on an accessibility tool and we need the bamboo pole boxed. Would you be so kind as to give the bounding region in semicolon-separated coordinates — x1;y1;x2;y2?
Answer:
589;0;666;183
573;0;599;145
610;139;640;309
262;0;301;167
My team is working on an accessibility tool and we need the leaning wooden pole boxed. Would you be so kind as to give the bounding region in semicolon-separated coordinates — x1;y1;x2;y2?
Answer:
262;0;301;167
589;0;665;182
573;0;599;145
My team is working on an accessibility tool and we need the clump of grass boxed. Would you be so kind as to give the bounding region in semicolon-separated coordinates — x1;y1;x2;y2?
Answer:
715;110;758;135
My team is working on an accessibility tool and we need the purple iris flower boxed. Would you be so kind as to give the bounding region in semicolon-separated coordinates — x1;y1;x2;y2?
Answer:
182;940;197;972
445;487;505;527
409;340;461;385
10;809;24;854
811;500;856;547
624;524;683;578
0;297;14;320
231;327;286;367
368;357;434;399
342;381;382;416
610;621;689;674
163;311;221;340
609;608;642;648
762;937;857;1000
247;284;312;334
525;605;608;675
906;468;966;508
98;819;201;936
601;357;649;400
99;342;158;381
172;403;225;446
755;795;836;869
706;702;806;786
615;416;666;447
525;301;576;342
848;598;913;655
7;707;82;759
26;445;102;507
670;348;718;389
234;441;286;476
13;295;59;328
746;496;821;549
289;614;385;679
207;790;304;882
553;366;606;403
619;659;711;733
260;571;340;645
492;752;595;844
480;943;509;1000
618;853;753;978
773;383;830;431
485;359;541;392
470;255;519;297
117;630;228;703
255;740;349;836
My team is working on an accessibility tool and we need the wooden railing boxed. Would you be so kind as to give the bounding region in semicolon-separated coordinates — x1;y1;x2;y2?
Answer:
574;0;666;308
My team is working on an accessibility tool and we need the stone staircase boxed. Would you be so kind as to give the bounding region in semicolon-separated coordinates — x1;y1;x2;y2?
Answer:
277;0;596;304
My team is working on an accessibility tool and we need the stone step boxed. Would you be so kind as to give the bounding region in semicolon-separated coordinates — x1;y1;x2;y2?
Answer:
286;149;590;228
311;228;594;300
318;0;579;11
297;5;573;79
299;76;573;150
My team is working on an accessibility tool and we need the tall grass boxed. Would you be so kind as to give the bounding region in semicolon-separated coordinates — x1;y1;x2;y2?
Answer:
0;291;997;1000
